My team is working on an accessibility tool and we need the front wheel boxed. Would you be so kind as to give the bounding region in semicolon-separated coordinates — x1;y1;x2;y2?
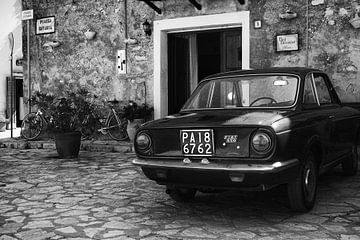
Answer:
21;112;43;140
107;115;128;141
287;152;318;212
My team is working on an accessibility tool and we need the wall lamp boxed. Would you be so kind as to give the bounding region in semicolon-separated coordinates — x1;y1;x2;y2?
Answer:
142;20;152;36
84;29;97;40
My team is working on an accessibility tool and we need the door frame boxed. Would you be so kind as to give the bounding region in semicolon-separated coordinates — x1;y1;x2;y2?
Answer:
153;11;250;119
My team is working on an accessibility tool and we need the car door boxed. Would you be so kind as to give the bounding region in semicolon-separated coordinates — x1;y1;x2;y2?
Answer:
312;72;347;164
302;73;334;165
315;73;354;161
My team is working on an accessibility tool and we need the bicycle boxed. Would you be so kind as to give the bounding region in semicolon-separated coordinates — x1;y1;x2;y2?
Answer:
20;93;54;140
81;99;128;141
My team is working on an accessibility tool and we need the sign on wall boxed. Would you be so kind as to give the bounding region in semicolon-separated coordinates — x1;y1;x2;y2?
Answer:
22;9;33;20
36;16;55;35
276;33;299;52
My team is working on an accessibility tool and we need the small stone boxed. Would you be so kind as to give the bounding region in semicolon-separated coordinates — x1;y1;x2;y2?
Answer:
139;229;152;237
103;230;125;238
340;235;360;240
15;229;55;240
54;217;79;225
8;216;26;223
0;235;17;240
182;227;217;239
0;222;22;234
24;220;54;229
60;210;89;217
56;226;77;234
102;221;137;229
5;182;33;190
84;227;104;238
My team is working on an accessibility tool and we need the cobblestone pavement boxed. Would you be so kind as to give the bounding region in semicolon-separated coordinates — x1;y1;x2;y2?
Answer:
0;148;359;240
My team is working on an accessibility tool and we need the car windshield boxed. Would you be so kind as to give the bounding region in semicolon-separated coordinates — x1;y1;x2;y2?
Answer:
182;74;299;110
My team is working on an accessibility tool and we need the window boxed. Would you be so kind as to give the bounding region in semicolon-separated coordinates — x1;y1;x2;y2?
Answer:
313;75;332;104
210;80;240;108
183;74;298;110
303;74;317;104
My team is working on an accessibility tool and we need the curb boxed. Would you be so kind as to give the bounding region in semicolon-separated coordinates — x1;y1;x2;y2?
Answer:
0;138;133;154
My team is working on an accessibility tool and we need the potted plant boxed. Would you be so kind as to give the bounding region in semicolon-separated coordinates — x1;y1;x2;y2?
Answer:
122;101;153;142
45;89;98;158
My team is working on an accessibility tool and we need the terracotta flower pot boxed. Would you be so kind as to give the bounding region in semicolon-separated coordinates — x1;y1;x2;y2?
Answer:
55;131;81;158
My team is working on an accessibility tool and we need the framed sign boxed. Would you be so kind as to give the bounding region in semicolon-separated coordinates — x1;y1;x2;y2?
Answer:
36;16;55;35
276;33;299;52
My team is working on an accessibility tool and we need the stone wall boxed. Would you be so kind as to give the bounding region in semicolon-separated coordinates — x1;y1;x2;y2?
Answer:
249;0;360;102
22;0;360;107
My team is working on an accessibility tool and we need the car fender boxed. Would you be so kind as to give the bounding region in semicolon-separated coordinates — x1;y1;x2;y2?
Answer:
302;135;323;170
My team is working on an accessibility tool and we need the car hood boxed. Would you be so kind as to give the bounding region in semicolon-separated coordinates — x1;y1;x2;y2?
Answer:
143;110;293;129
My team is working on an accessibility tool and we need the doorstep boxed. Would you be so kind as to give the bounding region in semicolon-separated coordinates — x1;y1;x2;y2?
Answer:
0;137;133;154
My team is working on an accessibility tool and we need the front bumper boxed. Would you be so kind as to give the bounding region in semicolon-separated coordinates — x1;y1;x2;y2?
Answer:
132;158;300;190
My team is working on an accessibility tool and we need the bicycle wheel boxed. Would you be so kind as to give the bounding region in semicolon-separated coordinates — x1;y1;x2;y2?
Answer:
20;112;43;140
107;115;128;141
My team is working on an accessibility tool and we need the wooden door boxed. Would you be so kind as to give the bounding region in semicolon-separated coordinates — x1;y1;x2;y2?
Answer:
221;29;242;72
168;35;190;115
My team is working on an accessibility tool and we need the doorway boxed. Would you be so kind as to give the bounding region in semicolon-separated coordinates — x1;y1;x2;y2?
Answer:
167;28;242;115
153;11;250;118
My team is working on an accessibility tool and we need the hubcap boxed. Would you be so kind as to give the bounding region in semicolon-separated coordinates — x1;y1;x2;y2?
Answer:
303;163;316;201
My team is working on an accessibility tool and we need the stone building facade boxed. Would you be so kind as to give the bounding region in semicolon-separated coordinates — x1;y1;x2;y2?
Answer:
21;0;360;118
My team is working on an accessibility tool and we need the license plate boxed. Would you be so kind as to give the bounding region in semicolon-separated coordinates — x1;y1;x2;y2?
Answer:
180;129;214;156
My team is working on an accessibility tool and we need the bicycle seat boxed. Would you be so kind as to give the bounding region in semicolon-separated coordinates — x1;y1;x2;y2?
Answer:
107;99;119;105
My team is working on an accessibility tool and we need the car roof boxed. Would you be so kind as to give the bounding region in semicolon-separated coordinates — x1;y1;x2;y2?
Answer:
203;67;322;80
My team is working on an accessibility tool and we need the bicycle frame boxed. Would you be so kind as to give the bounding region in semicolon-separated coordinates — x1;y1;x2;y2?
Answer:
98;108;121;133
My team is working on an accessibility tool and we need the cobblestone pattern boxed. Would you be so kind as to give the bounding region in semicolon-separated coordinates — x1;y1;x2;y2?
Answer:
0;148;359;239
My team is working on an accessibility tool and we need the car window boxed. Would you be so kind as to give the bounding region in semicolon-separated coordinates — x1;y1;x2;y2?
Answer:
303;74;317;104
210;80;239;108
185;81;212;109
313;75;332;105
183;74;299;110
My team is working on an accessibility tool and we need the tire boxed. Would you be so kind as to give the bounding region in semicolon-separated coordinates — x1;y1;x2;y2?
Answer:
20;112;43;140
341;142;359;176
107;115;128;141
287;152;318;212
168;187;197;202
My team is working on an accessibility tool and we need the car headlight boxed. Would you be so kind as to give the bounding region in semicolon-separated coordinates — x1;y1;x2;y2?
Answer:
136;132;152;150
251;131;272;153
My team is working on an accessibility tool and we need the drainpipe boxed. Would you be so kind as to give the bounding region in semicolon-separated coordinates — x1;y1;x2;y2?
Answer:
305;0;309;67
27;20;31;113
124;0;128;41
124;0;128;77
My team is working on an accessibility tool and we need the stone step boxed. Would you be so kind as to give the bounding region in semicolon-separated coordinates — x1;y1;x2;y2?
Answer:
0;138;133;153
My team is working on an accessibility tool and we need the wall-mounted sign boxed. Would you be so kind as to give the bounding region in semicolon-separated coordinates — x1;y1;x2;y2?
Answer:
254;20;262;29
36;16;55;35
117;50;127;74
22;9;33;20
276;33;299;52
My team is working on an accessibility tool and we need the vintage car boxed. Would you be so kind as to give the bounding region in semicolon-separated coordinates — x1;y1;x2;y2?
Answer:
132;67;360;212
